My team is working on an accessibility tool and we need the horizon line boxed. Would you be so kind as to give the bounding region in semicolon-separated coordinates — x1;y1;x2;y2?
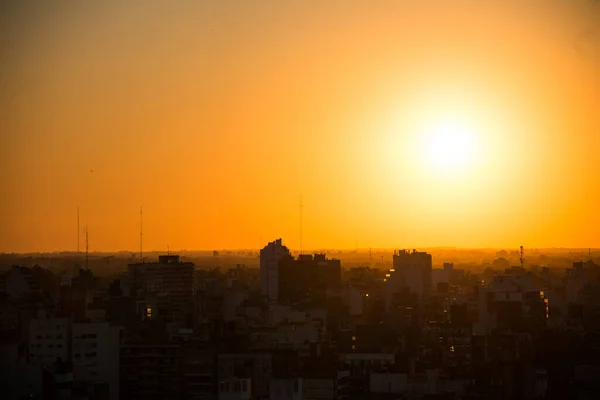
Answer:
1;246;597;255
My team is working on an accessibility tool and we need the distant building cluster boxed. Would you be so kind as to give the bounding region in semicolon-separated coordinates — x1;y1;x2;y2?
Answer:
1;241;600;399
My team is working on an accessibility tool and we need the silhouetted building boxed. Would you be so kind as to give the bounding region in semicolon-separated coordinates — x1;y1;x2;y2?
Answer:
72;322;120;400
278;254;342;306
2;266;41;300
120;343;182;400
260;239;291;302
386;250;433;311
124;255;195;324
29;318;71;367
478;274;548;334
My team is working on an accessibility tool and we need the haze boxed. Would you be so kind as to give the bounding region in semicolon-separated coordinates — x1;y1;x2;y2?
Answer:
1;0;599;253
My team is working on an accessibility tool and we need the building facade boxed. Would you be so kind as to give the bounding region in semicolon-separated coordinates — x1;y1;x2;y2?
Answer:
386;250;433;311
259;239;291;302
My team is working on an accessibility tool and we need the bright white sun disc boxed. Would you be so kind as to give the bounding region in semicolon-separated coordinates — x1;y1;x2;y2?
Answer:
426;119;476;169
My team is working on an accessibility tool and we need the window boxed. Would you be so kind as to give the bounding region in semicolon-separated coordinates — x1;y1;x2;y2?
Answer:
242;380;247;392
294;379;299;392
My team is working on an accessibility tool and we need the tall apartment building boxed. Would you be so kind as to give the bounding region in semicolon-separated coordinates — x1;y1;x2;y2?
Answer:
278;253;342;306
477;273;548;334
29;318;70;367
28;318;120;399
72;322;120;400
124;255;195;323
385;250;433;312
260;239;291;301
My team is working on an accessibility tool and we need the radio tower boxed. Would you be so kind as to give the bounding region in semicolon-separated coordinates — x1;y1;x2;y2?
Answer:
85;226;89;270
299;195;304;255
77;206;80;254
519;246;525;269
140;206;143;263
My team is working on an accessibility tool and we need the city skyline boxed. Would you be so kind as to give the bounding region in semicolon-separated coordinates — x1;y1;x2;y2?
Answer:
2;0;600;252
3;2;600;399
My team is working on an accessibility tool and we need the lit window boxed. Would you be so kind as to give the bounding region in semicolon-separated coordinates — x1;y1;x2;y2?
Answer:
352;336;356;341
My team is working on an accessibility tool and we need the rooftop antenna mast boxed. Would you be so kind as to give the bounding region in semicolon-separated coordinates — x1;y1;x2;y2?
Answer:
300;194;303;255
85;226;89;270
140;206;143;263
77;206;80;255
519;245;525;269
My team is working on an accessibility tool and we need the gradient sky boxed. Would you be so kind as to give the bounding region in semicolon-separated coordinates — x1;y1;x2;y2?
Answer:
1;0;599;253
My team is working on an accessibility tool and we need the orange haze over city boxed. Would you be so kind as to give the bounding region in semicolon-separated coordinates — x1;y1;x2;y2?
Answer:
1;0;599;253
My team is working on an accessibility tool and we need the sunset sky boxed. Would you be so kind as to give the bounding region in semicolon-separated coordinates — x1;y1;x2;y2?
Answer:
1;0;599;253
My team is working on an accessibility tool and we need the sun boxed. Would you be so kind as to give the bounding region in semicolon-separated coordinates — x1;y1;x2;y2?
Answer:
424;117;477;172
379;106;488;185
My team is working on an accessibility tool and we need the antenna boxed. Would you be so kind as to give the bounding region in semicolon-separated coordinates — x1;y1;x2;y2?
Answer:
140;206;143;263
590;248;592;261
300;195;304;255
519;246;525;269
167;244;170;255
85;226;89;270
77;206;80;254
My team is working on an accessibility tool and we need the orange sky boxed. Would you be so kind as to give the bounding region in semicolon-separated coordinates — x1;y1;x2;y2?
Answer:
1;0;599;253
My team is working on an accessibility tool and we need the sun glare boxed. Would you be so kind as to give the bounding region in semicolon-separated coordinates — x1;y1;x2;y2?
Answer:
380;108;487;186
426;119;475;169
